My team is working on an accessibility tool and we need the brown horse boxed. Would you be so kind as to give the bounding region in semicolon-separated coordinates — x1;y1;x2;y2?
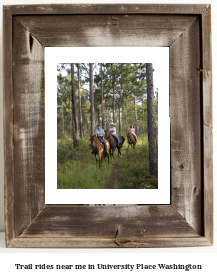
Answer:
127;133;136;149
90;135;110;167
105;131;125;157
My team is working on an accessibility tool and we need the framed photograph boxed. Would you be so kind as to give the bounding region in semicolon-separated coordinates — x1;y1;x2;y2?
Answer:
45;47;170;204
4;4;213;248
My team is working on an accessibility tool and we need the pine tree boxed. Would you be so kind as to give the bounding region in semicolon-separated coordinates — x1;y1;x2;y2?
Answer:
71;63;79;146
77;63;83;138
146;63;157;176
89;63;95;135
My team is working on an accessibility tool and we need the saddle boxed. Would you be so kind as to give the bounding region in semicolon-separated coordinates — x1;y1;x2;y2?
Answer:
100;142;104;147
97;137;105;147
128;133;134;141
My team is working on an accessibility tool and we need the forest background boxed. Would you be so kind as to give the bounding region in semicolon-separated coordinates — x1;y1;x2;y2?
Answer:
57;63;158;190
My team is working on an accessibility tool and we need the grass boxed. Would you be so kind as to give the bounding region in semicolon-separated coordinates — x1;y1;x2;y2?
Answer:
118;134;158;189
57;133;158;189
57;136;115;189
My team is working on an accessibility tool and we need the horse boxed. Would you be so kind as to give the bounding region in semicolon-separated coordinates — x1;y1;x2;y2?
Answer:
89;135;110;168
117;135;125;157
105;130;125;157
104;130;116;157
127;133;136;149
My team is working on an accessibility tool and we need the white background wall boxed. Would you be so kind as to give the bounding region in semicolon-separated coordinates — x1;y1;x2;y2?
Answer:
0;0;216;257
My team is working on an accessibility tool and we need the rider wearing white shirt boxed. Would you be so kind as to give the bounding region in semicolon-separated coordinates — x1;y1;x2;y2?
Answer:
109;123;120;145
109;126;116;134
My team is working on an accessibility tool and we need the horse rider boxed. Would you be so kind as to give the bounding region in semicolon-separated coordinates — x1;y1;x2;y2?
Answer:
127;124;138;142
95;124;109;154
109;123;120;146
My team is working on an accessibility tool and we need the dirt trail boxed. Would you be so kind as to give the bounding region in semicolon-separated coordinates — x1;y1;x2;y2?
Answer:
105;163;120;189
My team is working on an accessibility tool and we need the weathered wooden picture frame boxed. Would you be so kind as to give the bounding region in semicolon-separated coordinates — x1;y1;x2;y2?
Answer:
3;4;212;248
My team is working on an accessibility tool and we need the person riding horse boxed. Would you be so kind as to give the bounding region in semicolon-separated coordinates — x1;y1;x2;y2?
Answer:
127;124;137;142
109;123;120;146
95;124;109;154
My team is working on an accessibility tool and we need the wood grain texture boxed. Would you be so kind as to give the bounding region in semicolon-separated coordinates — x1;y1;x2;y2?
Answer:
20;205;198;238
202;6;212;128
3;4;213;248
8;237;212;248
203;126;213;243
4;4;207;15
13;17;45;237
3;7;14;247
201;6;213;245
170;17;202;234
16;15;197;47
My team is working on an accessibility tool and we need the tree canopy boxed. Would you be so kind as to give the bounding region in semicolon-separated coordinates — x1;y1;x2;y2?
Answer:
57;63;158;139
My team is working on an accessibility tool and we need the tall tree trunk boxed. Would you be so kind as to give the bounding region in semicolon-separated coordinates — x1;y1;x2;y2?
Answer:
146;63;158;176
101;63;105;129
118;87;123;134
70;99;73;138
62;101;64;136
142;98;145;133
77;64;83;139
134;96;138;134
71;63;79;146
97;108;100;125
118;103;121;134
125;104;128;135
107;110;110;130
112;84;116;123
90;63;95;135
118;89;122;133
111;63;116;123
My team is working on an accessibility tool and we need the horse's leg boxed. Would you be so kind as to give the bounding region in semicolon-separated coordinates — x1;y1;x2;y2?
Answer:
110;147;113;158
117;147;120;157
99;149;104;168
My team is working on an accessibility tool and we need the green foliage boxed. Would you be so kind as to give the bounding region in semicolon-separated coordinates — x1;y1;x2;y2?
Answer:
57;134;158;189
57;63;158;184
57;63;158;138
117;134;158;189
57;136;115;189
58;161;113;189
57;136;78;163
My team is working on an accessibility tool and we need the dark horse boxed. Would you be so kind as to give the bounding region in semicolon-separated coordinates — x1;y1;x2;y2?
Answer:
105;130;125;157
90;135;110;167
127;133;137;149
